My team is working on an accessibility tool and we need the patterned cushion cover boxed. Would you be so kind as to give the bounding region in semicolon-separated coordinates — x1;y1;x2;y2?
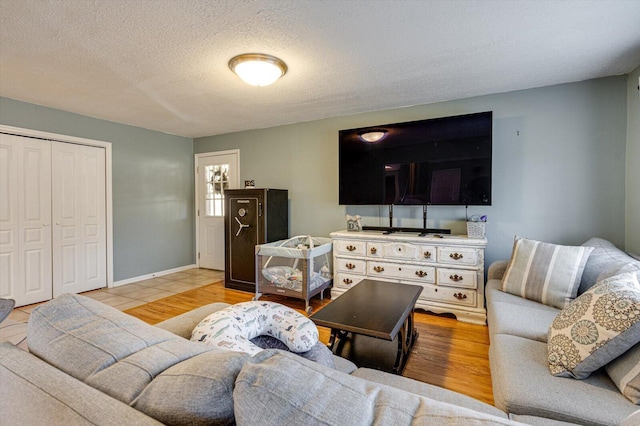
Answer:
606;342;640;404
501;237;593;309
547;273;640;379
191;301;318;355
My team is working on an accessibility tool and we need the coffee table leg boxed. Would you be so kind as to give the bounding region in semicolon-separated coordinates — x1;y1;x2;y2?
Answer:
327;328;348;352
393;309;418;374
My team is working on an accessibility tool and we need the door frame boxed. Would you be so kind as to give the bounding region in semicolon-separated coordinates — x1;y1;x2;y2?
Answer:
194;149;240;269
0;125;114;288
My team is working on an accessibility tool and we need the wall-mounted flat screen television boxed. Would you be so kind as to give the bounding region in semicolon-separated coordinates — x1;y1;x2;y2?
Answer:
339;111;492;206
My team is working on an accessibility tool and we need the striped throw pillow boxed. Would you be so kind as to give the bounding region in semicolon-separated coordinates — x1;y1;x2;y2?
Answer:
607;342;640;404
501;237;594;309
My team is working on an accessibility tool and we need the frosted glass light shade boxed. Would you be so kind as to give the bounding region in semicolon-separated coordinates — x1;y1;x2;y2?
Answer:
359;131;387;143
229;53;287;87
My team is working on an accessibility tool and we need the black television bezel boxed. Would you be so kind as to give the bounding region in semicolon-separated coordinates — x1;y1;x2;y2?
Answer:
338;111;493;207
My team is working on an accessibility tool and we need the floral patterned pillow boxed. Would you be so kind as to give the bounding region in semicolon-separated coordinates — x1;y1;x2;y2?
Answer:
547;272;640;379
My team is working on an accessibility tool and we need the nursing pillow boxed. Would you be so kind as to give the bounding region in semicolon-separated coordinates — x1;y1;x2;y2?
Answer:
190;301;319;355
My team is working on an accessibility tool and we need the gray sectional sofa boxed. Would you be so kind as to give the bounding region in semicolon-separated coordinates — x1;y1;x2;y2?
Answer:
1;293;517;425
1;237;638;425
487;238;640;426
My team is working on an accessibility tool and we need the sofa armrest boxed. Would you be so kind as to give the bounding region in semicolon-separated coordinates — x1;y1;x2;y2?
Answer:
488;260;509;281
0;342;162;425
154;302;231;338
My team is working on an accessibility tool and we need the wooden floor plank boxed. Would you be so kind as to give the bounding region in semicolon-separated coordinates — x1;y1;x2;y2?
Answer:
124;280;494;405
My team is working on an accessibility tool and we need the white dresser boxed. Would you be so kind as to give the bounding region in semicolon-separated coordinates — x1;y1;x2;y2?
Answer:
330;230;488;325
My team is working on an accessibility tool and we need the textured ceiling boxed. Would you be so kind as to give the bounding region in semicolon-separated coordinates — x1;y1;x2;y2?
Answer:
1;0;639;138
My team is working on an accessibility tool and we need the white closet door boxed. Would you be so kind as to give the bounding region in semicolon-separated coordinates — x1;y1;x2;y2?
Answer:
52;142;106;296
0;134;53;306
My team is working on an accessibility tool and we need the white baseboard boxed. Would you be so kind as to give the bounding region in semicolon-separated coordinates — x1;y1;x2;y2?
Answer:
111;264;198;288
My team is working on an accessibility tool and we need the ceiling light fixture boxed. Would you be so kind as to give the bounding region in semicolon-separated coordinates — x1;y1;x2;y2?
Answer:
228;53;288;87
359;130;387;143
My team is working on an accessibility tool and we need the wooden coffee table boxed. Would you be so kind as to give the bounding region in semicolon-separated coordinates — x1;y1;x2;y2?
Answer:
310;279;422;374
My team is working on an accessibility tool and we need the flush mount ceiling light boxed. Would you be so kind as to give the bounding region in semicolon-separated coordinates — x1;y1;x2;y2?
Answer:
359;130;388;143
228;53;288;87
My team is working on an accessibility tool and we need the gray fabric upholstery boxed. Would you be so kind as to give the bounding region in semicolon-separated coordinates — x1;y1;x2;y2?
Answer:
250;334;336;368
489;333;636;425
352;367;508;419
488;260;509;281
579;237;640;295
155;302;231;338
27;294;250;425
606;341;640;404
0;342;161;425
509;415;580;425
234;349;520;425
486;280;559;342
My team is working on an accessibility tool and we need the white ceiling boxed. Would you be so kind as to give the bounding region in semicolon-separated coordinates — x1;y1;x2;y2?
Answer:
1;0;639;138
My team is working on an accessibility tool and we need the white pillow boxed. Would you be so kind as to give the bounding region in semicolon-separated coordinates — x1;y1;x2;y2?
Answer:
191;301;318;355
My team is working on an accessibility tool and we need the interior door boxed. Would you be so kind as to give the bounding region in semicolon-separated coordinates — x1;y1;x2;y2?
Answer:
196;151;239;270
0;134;52;306
52;142;106;296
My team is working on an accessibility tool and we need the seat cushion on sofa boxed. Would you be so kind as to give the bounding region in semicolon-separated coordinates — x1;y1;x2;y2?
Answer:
351;367;508;419
486;280;559;342
579;238;640;295
155;302;231;338
28;294;250;425
234;349;519;425
0;342;162;426
490;333;636;425
501;237;593;309
508;414;581;425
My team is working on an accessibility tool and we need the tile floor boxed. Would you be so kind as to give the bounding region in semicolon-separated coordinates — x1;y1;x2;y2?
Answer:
0;268;224;350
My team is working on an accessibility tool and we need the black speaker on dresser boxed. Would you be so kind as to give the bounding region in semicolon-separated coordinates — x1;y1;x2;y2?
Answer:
224;188;288;292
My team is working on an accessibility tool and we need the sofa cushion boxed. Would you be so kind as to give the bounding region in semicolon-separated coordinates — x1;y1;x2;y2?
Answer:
490;333;636;425
0;342;162;426
351;367;508;419
155;302;231;338
28;293;250;425
501;237;593;309
606;341;640;404
547;273;640;379
234;349;519;425
486;279;559;343
579;238;640;295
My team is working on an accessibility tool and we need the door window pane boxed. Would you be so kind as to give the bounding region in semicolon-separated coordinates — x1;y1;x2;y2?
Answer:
205;164;228;217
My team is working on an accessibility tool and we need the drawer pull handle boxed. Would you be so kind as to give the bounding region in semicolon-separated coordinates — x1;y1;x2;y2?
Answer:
449;252;464;260
453;292;467;300
424;251;432;259
373;266;385;273
346;245;357;252
415;270;428;277
346;263;356;270
343;278;353;285
370;247;377;254
449;274;463;282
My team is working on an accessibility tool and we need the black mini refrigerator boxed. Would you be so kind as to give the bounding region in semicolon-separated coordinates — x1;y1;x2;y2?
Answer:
224;188;288;292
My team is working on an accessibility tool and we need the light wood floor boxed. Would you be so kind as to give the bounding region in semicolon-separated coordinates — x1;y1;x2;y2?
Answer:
124;280;494;405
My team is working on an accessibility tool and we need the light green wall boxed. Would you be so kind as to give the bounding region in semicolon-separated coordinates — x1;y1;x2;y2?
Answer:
195;77;629;268
0;97;195;281
627;65;640;255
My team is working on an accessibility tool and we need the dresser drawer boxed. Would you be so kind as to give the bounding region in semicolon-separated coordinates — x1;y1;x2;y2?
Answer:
335;258;366;274
420;246;437;262
420;285;477;307
366;260;435;283
333;273;364;290
438;247;478;266
437;268;477;289
380;242;419;260
334;240;366;256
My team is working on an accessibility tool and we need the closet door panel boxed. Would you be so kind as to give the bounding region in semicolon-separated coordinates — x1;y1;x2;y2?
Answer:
0;134;52;305
52;142;106;296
